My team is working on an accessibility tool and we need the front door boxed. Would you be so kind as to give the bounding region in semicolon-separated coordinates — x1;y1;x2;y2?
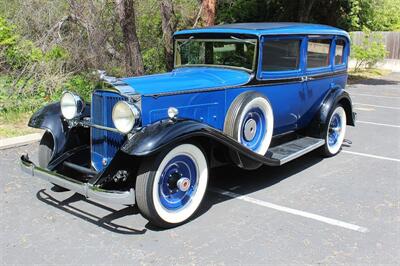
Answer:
256;35;307;135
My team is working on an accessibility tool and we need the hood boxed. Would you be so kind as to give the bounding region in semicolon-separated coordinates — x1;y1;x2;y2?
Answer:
121;67;251;96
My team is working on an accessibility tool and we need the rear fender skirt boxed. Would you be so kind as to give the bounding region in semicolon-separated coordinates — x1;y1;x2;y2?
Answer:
121;119;281;167
28;102;91;159
307;86;355;137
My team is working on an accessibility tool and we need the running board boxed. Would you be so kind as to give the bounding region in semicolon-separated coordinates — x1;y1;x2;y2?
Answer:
267;137;325;165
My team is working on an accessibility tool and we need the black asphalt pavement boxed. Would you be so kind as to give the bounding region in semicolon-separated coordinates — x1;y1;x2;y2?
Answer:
1;73;399;264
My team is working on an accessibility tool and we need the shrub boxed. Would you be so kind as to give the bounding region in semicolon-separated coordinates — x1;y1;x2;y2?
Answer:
351;31;387;71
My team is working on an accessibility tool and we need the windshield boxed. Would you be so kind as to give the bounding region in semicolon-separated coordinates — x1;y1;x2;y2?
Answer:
174;38;257;72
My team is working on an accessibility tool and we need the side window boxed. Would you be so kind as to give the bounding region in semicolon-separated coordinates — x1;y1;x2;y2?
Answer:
335;39;346;65
307;39;331;69
262;39;301;72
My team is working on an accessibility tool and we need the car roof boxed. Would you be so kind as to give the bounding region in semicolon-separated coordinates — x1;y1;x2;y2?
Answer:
174;22;350;40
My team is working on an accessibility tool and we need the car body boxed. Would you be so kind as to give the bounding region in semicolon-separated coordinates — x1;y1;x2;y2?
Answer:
21;23;355;228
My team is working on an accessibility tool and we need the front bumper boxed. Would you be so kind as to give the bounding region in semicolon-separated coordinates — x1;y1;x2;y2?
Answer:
20;155;135;205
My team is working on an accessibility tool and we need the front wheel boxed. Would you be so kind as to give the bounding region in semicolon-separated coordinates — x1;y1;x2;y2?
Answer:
135;143;208;228
39;131;68;192
321;105;347;156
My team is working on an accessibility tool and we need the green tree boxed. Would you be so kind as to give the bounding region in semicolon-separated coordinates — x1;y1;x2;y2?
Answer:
351;31;388;71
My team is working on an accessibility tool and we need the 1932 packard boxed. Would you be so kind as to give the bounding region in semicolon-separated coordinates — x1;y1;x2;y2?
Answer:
21;23;355;228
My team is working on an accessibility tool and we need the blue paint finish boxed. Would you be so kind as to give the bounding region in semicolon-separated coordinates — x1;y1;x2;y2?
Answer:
122;67;251;96
87;23;351;167
298;77;333;128
158;154;197;210
141;89;225;129
174;23;350;40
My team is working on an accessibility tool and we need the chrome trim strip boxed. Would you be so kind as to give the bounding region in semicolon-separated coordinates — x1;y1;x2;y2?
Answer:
20;155;135;205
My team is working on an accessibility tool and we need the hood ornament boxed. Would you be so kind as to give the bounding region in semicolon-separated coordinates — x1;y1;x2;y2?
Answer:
97;70;118;84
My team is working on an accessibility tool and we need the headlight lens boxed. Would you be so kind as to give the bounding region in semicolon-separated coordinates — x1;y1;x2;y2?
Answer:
60;92;84;120
112;101;140;134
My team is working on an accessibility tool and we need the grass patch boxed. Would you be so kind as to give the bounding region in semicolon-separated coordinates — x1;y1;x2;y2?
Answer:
348;68;391;83
0;112;40;139
0;73;96;139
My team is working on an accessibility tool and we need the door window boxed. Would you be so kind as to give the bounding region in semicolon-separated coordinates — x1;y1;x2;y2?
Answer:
307;39;331;68
334;39;346;65
262;39;301;72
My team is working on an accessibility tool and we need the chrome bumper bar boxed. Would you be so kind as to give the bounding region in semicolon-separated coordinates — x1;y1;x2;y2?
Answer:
20;155;135;205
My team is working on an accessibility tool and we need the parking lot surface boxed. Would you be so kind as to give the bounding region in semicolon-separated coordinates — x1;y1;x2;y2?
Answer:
1;74;399;264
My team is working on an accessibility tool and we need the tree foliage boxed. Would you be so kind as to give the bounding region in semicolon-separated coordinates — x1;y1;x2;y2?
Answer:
0;0;399;118
351;31;388;71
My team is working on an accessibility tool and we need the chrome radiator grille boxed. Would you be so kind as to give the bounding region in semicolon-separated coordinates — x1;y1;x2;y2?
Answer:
91;90;126;171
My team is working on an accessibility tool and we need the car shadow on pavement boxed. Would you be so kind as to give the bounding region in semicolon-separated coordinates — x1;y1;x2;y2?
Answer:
35;151;324;232
36;189;147;235
348;77;399;86
193;151;324;221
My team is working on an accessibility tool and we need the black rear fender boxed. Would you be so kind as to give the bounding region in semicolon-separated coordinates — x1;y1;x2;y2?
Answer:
306;87;355;137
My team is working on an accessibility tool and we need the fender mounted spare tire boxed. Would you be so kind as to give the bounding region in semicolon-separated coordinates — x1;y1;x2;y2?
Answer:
224;91;274;156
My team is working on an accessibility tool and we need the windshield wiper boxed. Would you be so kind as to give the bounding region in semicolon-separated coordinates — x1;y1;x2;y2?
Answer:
230;36;256;45
178;36;195;49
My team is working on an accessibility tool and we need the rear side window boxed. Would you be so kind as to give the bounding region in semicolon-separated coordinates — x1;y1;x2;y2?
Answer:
335;39;346;65
262;39;301;72
307;39;331;68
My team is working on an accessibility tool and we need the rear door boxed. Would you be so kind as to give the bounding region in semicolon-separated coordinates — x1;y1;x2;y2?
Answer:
298;35;334;127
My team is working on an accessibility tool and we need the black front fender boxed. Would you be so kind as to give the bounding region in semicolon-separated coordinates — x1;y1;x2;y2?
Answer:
121;119;281;167
28;102;90;157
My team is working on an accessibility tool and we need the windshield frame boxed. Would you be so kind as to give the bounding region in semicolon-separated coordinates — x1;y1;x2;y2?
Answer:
174;37;259;73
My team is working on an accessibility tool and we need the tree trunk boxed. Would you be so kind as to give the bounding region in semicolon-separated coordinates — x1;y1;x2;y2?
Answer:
115;0;144;76
298;0;316;22
202;0;217;26
160;0;176;71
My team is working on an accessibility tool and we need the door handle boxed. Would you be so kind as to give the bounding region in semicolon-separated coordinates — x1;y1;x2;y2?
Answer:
301;76;308;82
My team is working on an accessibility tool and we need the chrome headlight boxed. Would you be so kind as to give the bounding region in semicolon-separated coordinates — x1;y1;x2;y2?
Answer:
60;92;84;120
112;101;140;134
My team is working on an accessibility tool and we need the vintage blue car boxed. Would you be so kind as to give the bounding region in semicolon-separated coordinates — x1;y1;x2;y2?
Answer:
21;23;355;228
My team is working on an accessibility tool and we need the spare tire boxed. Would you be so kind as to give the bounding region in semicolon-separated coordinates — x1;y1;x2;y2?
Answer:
224;91;274;156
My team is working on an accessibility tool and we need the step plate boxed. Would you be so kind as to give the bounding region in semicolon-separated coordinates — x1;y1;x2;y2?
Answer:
268;137;325;165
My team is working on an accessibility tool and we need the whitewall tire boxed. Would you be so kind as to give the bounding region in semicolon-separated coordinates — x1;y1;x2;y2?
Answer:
135;143;208;228
322;105;347;156
224;91;274;156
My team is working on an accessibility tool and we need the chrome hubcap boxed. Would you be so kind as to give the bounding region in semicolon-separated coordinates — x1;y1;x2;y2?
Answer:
177;177;191;192
243;118;257;141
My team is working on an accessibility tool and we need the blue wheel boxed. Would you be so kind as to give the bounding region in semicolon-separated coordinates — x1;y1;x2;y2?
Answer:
136;144;208;228
323;105;347;156
224;92;274;156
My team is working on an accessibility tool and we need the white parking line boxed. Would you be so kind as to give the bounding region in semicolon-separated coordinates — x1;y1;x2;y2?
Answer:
357;120;400;128
348;86;400;91
342;150;400;163
350;93;400;99
353;103;400;110
210;187;369;233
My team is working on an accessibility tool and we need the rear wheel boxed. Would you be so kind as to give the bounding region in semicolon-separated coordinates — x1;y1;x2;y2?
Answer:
135;143;208;228
321;105;347;156
39;132;67;192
